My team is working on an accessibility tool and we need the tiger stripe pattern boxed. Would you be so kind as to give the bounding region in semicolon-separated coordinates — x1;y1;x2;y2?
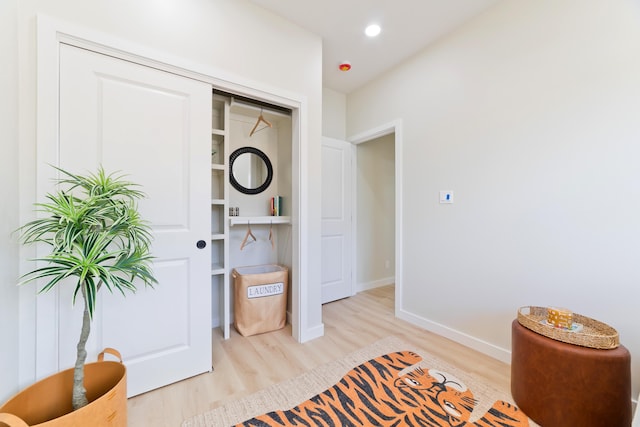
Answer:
235;350;529;427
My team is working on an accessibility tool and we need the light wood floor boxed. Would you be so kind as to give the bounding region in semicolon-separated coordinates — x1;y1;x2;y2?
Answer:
128;285;513;426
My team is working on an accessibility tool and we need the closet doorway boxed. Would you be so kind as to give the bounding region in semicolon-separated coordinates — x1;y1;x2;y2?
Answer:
30;15;308;398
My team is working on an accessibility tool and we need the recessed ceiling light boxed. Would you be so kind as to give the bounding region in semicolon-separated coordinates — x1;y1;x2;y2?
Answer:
365;24;381;37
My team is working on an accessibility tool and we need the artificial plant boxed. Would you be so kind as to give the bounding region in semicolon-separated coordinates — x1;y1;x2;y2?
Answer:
18;166;157;410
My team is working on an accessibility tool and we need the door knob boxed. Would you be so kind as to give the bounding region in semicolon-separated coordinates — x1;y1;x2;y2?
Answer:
196;240;206;249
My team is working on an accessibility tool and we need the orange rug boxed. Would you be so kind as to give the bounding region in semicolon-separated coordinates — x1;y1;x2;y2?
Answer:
182;336;536;427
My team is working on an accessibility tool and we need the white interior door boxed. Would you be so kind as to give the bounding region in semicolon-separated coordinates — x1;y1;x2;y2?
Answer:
321;137;353;303
40;43;212;396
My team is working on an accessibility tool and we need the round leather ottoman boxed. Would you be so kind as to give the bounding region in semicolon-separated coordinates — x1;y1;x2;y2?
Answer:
511;319;631;427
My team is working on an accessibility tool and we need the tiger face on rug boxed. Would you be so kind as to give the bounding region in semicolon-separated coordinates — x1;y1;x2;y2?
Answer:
235;350;529;427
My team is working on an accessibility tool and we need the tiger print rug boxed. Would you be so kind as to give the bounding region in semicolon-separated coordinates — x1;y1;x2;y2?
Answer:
182;336;537;427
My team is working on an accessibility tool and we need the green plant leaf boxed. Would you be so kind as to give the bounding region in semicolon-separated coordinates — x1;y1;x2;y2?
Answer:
17;166;157;313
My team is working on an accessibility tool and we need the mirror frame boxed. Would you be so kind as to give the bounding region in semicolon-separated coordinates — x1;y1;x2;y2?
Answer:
229;146;273;195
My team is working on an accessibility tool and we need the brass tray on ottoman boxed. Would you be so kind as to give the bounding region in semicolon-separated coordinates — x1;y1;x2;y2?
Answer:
517;306;619;349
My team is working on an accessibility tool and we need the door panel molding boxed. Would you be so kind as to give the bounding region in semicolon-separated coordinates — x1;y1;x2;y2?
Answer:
321;137;353;303
55;43;212;396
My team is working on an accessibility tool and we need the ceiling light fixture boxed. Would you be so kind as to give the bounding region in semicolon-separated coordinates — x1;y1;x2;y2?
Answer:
365;24;381;37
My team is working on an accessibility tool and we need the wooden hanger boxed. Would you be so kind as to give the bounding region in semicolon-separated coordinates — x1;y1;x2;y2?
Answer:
249;109;272;137
268;221;275;250
240;221;257;250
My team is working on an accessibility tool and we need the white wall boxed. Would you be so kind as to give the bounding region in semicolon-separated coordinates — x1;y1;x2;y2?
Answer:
11;0;323;394
322;88;347;140
0;0;20;404
348;0;640;395
356;134;395;290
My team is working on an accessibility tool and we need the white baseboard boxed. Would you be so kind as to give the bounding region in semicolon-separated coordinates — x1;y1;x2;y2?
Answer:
355;276;395;293
211;316;221;328
396;308;512;364
300;322;325;343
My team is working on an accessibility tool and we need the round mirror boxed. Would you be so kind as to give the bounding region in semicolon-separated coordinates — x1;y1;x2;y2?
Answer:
229;147;273;195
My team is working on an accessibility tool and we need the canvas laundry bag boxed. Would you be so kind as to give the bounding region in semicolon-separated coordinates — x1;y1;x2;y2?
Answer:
232;265;288;336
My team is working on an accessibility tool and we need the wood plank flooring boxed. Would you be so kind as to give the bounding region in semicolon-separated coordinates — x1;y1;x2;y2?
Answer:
127;285;513;426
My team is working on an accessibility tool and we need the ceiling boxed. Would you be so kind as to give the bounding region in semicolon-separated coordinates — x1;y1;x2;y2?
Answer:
249;0;500;94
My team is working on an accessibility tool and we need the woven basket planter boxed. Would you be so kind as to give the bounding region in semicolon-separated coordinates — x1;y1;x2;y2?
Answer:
0;349;126;426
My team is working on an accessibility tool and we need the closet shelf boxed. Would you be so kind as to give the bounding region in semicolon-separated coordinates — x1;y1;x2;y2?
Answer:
211;264;225;276
230;216;291;226
211;164;225;171
211;199;225;205
211;128;225;136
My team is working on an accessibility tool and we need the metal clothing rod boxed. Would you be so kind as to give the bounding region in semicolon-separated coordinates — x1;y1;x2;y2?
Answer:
213;89;292;116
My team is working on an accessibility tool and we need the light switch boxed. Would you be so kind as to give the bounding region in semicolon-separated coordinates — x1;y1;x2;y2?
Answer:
439;190;454;204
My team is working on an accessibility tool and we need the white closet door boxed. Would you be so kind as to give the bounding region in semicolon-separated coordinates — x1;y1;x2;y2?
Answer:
321;137;353;303
45;43;212;396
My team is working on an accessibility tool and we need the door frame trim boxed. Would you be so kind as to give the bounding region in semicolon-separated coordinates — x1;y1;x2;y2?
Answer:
20;13;309;387
348;120;403;316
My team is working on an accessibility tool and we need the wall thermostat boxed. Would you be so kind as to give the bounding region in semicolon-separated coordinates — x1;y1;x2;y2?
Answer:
439;191;454;204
